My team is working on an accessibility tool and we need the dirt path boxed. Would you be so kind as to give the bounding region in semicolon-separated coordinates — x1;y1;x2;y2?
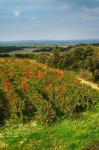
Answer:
77;77;99;91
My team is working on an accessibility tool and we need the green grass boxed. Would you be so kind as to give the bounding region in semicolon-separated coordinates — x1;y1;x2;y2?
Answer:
0;105;99;150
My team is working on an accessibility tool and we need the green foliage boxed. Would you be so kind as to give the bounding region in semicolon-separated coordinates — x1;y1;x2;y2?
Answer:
37;45;99;82
15;53;38;59
0;46;24;53
0;87;10;125
37;52;53;65
58;45;95;70
52;46;61;67
0;105;99;150
84;50;99;81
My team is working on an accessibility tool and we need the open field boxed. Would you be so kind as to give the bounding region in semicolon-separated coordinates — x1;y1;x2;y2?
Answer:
9;48;39;54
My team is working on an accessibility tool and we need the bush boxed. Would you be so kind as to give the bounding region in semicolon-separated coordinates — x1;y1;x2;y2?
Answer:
15;53;37;59
16;98;37;123
0;88;10;125
93;69;99;82
79;70;93;81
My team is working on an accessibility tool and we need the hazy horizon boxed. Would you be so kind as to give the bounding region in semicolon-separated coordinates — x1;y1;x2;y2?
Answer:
0;39;99;42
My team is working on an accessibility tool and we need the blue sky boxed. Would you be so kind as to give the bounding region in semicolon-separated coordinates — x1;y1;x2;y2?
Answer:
0;0;99;41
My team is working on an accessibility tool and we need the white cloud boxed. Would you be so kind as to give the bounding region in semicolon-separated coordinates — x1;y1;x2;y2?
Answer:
13;10;20;17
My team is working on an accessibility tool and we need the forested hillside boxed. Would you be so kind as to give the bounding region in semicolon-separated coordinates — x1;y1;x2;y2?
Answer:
37;45;99;82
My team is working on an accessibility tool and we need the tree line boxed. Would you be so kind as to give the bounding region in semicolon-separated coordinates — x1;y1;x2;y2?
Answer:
37;45;99;82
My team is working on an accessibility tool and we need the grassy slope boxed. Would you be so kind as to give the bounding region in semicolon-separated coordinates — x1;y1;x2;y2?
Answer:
0;58;99;150
0;105;99;150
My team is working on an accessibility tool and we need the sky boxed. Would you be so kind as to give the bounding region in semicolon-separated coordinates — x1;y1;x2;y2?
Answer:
0;0;99;41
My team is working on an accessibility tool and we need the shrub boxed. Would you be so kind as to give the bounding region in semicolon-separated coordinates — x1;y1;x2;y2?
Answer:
93;69;99;82
79;70;93;81
0;88;10;125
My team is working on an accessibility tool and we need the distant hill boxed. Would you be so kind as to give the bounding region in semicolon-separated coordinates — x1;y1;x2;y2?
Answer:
0;39;99;47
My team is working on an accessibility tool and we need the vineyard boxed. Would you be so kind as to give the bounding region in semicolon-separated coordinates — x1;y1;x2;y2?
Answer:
0;58;99;149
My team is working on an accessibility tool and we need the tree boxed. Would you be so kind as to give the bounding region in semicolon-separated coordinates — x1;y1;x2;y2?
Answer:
52;46;60;67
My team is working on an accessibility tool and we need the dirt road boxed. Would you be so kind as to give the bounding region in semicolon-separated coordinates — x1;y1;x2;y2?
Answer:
77;77;99;91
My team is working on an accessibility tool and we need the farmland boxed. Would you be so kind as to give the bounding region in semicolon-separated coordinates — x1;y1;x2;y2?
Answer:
0;57;99;149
